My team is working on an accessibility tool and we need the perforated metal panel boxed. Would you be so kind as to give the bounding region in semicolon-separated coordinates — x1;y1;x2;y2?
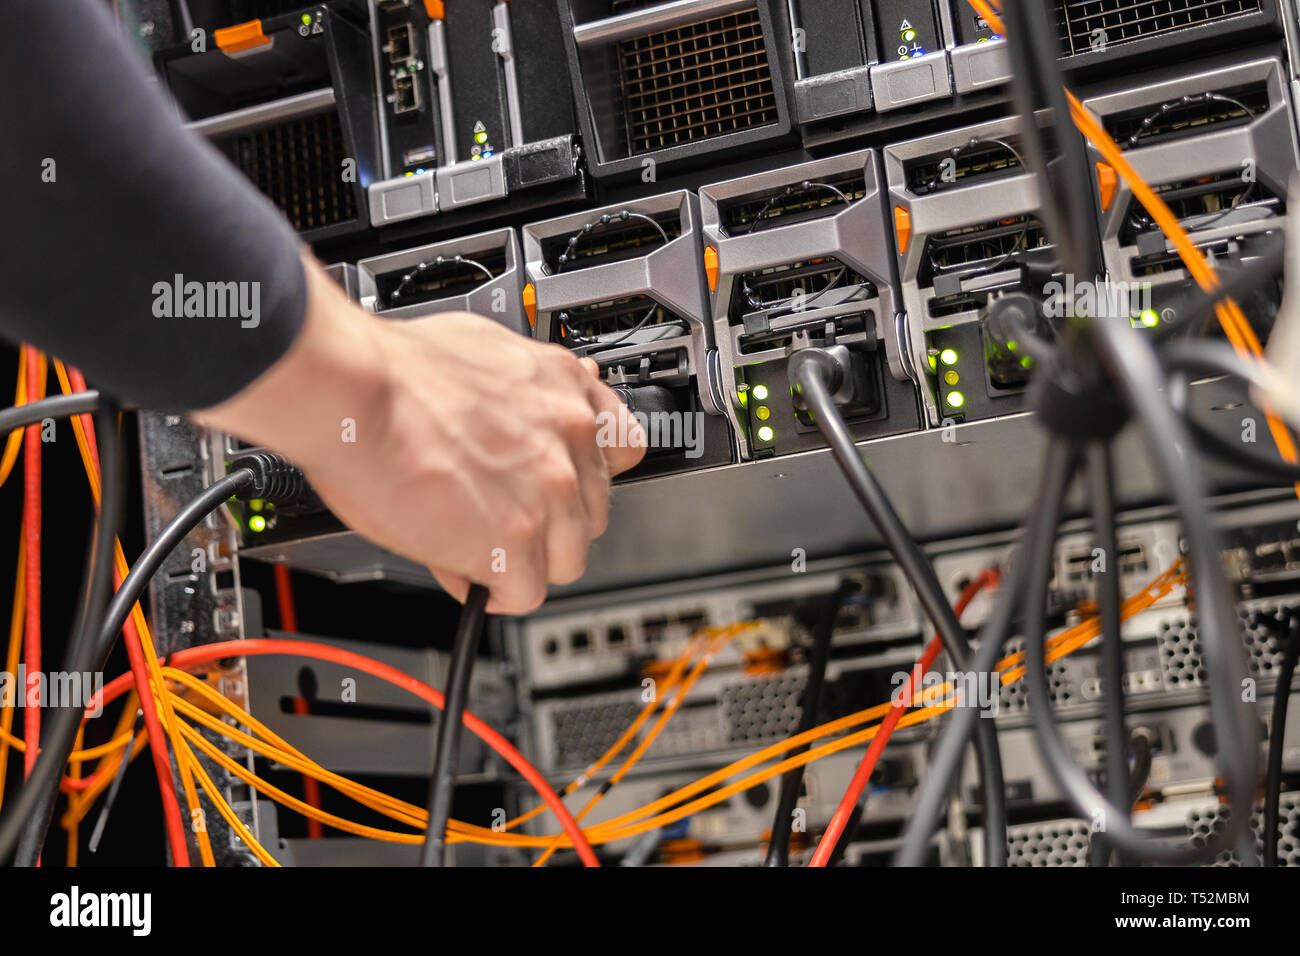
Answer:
1158;604;1292;689
998;637;1074;713
617;8;778;155
1055;0;1263;57
234;112;357;232
550;698;642;768
1186;792;1300;866
720;672;806;745
1006;819;1094;867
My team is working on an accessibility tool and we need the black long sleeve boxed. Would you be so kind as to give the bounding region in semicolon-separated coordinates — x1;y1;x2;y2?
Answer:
0;0;308;410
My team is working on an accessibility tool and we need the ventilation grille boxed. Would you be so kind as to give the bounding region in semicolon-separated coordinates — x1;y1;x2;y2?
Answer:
234;112;356;233
1056;0;1263;57
550;698;642;768
1187;792;1300;866
617;8;778;156
999;637;1075;713
1157;606;1292;689
1006;819;1093;866
548;694;724;768
721;673;806;746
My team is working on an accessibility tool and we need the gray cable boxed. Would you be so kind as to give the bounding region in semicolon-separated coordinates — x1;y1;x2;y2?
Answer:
1028;317;1260;863
789;350;1007;865
894;438;1077;866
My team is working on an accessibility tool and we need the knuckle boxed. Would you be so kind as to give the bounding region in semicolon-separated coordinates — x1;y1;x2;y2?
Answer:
503;508;543;547
541;455;581;497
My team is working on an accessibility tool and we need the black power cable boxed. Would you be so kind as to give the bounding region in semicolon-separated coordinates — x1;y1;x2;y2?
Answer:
0;391;100;433
1264;618;1299;866
764;580;853;867
1089;727;1157;867
422;583;491;867
894;439;1077;866
1030;317;1260;864
0;467;255;865
789;348;1007;866
0;448;311;866
1085;443;1130;868
14;399;123;866
1002;0;1103;285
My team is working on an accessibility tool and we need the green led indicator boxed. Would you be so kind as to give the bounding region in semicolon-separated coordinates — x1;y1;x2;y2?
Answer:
248;514;267;533
939;348;959;366
751;384;769;401
248;499;264;513
1020;356;1033;369
1139;309;1159;327
302;13;313;24
945;390;965;409
902;29;917;41
757;425;775;442
475;130;489;145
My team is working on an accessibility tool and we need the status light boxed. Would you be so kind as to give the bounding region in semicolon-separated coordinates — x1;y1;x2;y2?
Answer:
1139;309;1159;327
248;514;267;533
902;29;917;41
945;391;965;409
752;384;769;401
939;348;959;366
756;405;771;421
757;425;775;442
943;370;960;386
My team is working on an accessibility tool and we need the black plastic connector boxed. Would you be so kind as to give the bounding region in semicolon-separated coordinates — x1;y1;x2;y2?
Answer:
227;451;314;510
612;384;680;418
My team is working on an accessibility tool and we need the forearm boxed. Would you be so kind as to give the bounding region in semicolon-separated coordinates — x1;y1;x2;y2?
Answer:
0;0;307;409
192;253;389;466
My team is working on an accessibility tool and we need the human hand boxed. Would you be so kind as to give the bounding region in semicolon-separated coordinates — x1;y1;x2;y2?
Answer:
194;254;646;613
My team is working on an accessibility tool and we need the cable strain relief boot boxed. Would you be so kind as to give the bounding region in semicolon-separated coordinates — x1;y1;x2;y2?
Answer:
227;452;311;507
789;346;856;410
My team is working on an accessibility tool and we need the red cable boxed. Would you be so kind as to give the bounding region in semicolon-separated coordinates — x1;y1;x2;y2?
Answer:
64;371;190;866
66;366;98;465
88;638;601;867
273;564;299;633
273;563;322;838
809;568;1001;867
21;347;41;780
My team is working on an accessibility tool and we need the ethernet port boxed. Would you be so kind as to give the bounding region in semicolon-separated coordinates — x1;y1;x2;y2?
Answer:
387;24;414;64
607;625;628;647
676;611;707;634
642;616;668;644
392;73;421;114
570;630;592;654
